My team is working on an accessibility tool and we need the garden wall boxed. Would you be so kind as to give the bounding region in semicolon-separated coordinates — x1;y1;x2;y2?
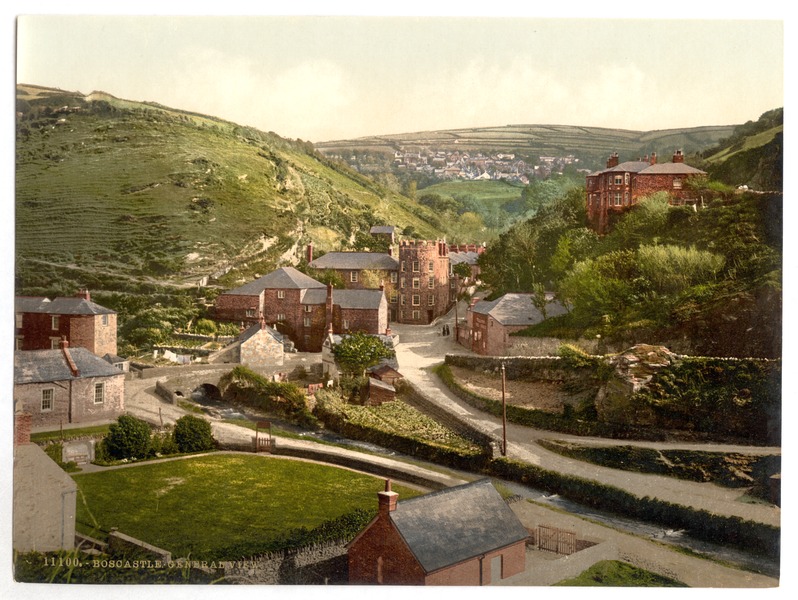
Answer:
222;541;348;584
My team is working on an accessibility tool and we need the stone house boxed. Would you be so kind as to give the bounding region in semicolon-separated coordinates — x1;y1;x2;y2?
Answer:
15;290;117;356
586;150;706;234
239;322;285;370
369;225;396;245
13;411;77;553
461;293;568;356
348;479;528;585
14;342;126;429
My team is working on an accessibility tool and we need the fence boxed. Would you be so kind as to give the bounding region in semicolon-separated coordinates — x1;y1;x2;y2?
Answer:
535;525;577;556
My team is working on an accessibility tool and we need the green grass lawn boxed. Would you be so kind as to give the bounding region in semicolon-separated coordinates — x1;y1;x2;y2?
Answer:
30;424;110;444
73;453;421;560
555;560;687;587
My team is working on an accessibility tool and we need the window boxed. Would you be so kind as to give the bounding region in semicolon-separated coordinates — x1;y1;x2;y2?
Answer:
51;315;60;330
400;261;406;272
390;292;397;304
303;317;311;327
428;261;434;272
624;191;630;205
41;389;54;412
673;177;683;189
614;175;623;185
343;320;349;330
15;313;22;328
412;261;419;272
428;276;435;289
624;172;630;185
412;295;420;306
350;271;358;283
304;305;312;313
428;295;436;306
412;310;420;320
50;338;60;349
400;278;406;289
94;382;104;405
412;278;420;289
390;272;398;284
101;314;109;326
400;295;406;306
277;290;285;299
450;280;457;288
277;313;286;322
15;337;22;350
246;309;256;318
614;193;622;206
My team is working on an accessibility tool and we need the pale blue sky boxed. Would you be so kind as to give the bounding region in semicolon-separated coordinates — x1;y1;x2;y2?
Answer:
15;11;784;142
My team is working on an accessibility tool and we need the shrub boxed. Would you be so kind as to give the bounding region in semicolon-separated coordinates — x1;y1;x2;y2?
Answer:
194;318;217;336
104;415;152;460
173;415;216;453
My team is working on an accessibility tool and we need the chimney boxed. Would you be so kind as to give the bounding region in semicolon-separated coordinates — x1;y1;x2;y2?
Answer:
388;246;393;257
326;284;334;332
379;280;384;292
378;479;399;515
76;289;90;302
60;339;80;377
606;152;619;168
650;152;657;165
306;243;314;264
14;411;32;447
259;312;266;330
386;326;392;337
672;149;684;163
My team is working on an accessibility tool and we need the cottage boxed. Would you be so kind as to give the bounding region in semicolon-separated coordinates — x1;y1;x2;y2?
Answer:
462;293;568;356
348;479;528;585
586;150;706;233
14;342;126;429
360;377;396;406
15;290;117;356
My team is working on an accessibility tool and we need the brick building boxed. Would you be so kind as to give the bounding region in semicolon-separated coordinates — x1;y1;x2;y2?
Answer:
15;291;117;356
14;342;126;429
348;479;528;585
461;293;568;356
214;267;388;352
586;150;706;233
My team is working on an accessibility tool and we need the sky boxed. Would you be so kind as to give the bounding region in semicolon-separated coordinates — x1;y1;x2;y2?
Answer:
13;7;785;143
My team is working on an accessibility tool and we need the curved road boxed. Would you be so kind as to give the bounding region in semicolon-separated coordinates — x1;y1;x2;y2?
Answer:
390;306;781;529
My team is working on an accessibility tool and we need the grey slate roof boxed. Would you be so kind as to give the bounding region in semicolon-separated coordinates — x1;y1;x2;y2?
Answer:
368;377;395;392
224;267;325;296
16;296;115;315
238;323;283;344
389;479;528;573
309;252;399;271
639;162;705;175
369;225;395;235
334;289;385;310
449;251;479;266
472;293;568;326
15;348;125;385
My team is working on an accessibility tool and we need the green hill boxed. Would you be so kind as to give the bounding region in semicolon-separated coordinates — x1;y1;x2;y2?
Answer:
15;84;444;297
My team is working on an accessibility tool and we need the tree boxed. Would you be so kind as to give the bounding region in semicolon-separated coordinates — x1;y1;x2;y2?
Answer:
332;332;395;376
194;318;217;335
104;415;152;460
173;415;216;453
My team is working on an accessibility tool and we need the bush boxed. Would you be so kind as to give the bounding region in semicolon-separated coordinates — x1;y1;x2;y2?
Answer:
104;415;152;460
149;430;180;456
194;318;217;336
173;415;216;453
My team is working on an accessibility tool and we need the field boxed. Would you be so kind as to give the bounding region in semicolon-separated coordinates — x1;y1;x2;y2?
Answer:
72;453;421;560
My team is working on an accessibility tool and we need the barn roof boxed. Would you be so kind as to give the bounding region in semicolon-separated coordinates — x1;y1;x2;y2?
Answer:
389;479;528;573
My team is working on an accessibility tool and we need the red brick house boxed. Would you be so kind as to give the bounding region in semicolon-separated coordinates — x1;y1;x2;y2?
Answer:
462;293;568;356
586;150;706;233
13;342;126;429
348;479;528;585
15;291;117;356
308;240;453;325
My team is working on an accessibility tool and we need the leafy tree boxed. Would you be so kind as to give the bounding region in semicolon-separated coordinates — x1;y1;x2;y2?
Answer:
104;415;152;460
173;415;216;453
194;318;217;335
332;332;395;376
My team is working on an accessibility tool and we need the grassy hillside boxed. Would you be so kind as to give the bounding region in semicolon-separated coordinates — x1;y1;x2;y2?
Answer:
317;123;736;171
15;84;444;297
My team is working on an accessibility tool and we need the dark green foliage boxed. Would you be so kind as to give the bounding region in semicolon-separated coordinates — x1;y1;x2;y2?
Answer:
331;332;395;376
173;415;216;453
104;415;152;460
218;366;318;428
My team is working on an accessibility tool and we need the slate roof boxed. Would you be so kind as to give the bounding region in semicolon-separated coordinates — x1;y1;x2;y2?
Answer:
389;479;528;573
224;267;325;295
334;289;385;310
309;252;399;271
639;162;705;175
238;323;283;345
15;296;115;315
449;251;479;266
472;293;568;326
369;225;395;235
368;377;395;393
14;348;125;385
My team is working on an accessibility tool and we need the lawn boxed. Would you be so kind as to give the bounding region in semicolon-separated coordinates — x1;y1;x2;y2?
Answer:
555;560;687;587
30;424;110;444
72;453;421;560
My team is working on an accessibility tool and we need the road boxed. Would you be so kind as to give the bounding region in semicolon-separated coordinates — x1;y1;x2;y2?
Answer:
390;303;781;528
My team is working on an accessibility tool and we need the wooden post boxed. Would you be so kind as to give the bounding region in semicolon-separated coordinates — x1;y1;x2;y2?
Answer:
501;363;507;456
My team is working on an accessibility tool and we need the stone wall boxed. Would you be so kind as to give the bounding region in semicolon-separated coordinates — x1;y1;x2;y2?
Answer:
223;541;348;584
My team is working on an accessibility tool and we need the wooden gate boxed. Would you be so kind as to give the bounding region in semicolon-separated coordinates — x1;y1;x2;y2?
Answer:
537;525;576;556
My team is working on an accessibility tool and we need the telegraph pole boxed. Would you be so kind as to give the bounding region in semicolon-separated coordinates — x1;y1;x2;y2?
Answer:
501;362;507;456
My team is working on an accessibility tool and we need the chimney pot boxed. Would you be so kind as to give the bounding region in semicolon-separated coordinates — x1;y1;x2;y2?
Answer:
306;243;314;264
